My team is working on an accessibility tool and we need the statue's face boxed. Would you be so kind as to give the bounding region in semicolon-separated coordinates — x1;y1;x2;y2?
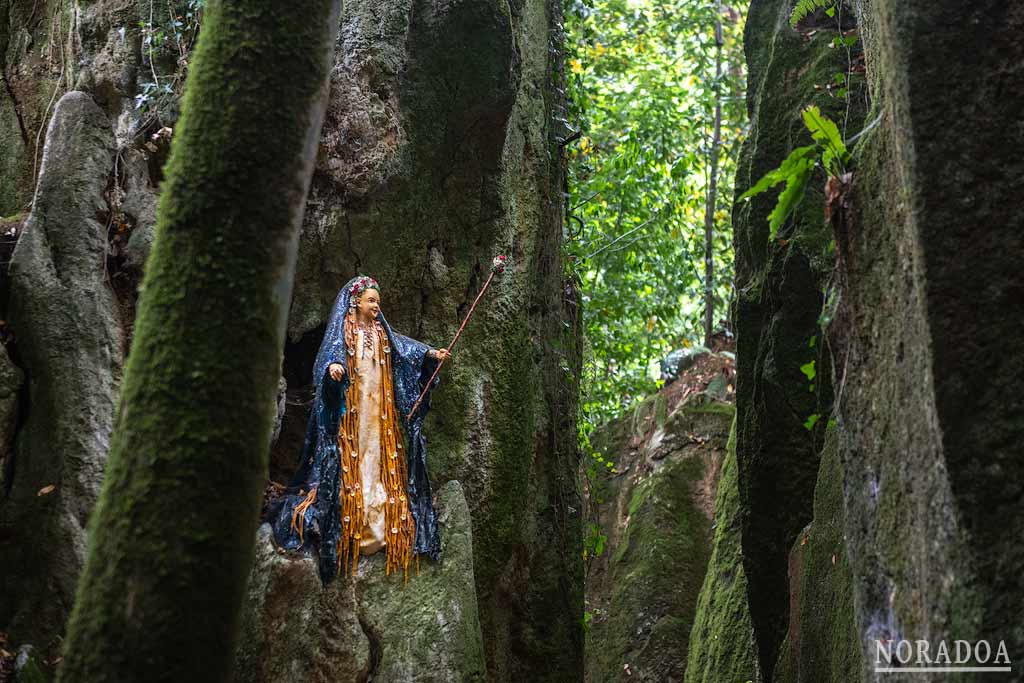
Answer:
355;288;381;320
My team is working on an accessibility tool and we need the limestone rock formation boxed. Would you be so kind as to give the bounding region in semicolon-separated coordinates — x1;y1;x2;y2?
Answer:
684;416;759;683
730;1;865;675
0;91;122;652
277;1;583;679
584;379;733;682
835;0;1024;673
236;480;485;682
1;1;580;679
771;426;860;681
722;1;1024;680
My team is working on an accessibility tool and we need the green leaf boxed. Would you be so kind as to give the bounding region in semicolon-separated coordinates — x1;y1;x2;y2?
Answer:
739;145;816;201
767;157;813;239
800;360;816;381
790;0;833;27
802;105;849;173
803;413;820;431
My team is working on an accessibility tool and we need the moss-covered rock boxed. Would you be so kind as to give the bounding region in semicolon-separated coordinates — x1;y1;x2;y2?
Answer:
772;425;860;682
277;0;583;679
0;0;65;214
357;480;486;681
827;0;1024;672
732;0;866;676
735;0;1023;679
235;526;372;682
585;396;733;682
684;415;759;683
236;480;484;682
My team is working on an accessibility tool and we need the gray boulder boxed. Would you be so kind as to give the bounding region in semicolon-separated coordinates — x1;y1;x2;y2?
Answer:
0;91;122;652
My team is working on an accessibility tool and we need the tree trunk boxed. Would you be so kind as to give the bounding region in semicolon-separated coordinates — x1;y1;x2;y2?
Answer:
57;1;341;680
702;2;723;348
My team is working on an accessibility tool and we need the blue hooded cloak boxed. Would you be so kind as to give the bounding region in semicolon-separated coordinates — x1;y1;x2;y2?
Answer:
266;277;442;582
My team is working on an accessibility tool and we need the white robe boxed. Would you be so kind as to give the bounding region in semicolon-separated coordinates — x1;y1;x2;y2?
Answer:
354;326;388;555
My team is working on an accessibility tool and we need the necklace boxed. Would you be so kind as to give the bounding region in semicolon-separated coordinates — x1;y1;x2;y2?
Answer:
356;321;375;354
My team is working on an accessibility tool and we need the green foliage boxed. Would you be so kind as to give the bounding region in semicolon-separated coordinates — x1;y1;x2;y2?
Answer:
136;0;206;114
789;0;836;28
802;105;849;175
738;144;815;239
565;0;748;425
738;106;847;242
584;522;608;560
801;351;819;428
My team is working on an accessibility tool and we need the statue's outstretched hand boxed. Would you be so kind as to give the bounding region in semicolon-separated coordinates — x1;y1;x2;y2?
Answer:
328;363;346;381
433;348;451;362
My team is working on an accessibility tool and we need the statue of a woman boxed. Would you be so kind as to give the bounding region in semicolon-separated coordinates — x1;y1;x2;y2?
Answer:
267;276;449;582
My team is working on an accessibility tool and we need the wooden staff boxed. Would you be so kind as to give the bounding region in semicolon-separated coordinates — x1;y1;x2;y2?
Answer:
407;255;508;420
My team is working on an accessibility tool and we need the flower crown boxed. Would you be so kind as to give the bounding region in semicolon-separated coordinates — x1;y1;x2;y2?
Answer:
349;276;380;299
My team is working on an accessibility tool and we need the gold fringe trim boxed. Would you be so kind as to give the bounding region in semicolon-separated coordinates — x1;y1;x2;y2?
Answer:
337;313;417;580
290;485;318;545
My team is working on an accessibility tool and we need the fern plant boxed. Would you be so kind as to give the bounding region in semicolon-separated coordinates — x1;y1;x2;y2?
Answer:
789;0;838;27
738;106;849;241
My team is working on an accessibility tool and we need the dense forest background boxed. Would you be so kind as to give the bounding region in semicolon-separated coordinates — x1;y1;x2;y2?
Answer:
565;0;746;427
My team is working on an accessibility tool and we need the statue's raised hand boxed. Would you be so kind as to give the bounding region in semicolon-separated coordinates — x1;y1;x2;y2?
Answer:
432;348;451;362
328;363;346;381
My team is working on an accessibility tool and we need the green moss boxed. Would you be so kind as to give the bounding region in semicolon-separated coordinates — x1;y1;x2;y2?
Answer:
679;401;736;417
685;414;759;683
772;425;861;681
587;407;732;682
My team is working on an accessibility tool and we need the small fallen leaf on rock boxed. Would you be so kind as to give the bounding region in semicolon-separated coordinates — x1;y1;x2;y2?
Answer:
37;484;56;496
